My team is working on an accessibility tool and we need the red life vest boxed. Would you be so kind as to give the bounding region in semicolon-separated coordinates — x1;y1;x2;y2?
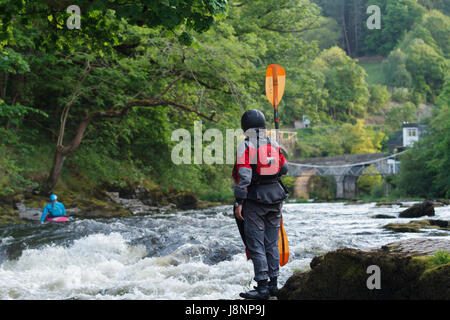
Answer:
233;137;287;186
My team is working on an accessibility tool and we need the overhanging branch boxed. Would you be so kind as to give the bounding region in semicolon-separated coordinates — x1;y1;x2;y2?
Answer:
127;98;218;122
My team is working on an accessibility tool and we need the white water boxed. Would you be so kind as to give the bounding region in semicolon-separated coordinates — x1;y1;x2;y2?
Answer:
0;202;449;300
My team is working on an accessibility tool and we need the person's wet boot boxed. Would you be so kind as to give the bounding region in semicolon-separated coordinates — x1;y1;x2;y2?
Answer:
268;277;278;297
239;280;270;300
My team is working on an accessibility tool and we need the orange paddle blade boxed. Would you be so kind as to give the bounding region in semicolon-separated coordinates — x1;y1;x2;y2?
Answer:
265;64;286;109
278;219;289;266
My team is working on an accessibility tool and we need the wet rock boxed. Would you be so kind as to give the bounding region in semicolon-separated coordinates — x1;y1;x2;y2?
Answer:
399;201;435;218
106;192;157;214
172;191;198;210
429;219;449;228
197;200;222;209
278;238;450;300
105;191;176;214
380;238;450;256
66;208;81;215
106;192;121;204
159;203;177;211
134;185;151;201
141;199;154;206
108;184;172;209
433;199;449;206
344;200;368;205
16;201;42;221
383;219;449;233
430;202;444;207
115;185;163;204
0;200;22;224
371;214;397;219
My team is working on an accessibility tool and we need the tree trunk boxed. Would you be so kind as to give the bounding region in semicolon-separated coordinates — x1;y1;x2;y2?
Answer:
42;116;92;194
341;3;352;57
44;147;66;194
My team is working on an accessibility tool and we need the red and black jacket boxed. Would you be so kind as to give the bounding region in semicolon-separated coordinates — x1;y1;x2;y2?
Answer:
232;134;288;205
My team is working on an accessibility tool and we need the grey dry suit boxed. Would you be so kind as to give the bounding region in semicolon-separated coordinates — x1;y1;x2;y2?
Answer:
233;131;288;282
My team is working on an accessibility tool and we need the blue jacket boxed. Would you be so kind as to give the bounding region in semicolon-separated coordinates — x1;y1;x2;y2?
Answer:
40;202;66;222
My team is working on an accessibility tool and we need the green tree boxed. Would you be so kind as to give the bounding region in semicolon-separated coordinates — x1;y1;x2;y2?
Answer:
385;102;418;131
436;75;450;109
405;39;448;103
418;0;450;15
314;0;369;57
382;49;413;88
400;10;450;59
340;120;386;154
0;0;228;45
422;10;450;58
301;16;341;50
363;0;425;56
227;0;323;126
0;1;233;193
367;84;391;113
314;46;369;122
397;105;450;198
357;165;383;194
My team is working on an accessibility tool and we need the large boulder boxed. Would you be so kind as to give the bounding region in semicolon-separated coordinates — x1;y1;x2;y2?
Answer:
277;238;450;300
172;191;198;210
399;201;435;218
16;201;41;221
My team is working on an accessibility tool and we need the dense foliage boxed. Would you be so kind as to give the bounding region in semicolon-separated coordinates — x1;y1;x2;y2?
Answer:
396;83;450;198
0;0;448;201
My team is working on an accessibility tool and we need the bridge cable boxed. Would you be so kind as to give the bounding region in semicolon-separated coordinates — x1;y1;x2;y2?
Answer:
288;150;408;169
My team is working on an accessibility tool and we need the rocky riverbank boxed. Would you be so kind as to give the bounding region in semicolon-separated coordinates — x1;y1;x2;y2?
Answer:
277;238;450;300
0;184;221;223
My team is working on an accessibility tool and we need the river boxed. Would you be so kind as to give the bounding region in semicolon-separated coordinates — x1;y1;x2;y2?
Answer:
0;202;449;300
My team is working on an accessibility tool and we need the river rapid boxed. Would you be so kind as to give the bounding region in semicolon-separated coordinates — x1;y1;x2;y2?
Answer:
1;202;449;300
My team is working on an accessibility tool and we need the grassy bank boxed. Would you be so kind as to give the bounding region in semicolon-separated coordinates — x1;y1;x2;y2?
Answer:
358;60;385;85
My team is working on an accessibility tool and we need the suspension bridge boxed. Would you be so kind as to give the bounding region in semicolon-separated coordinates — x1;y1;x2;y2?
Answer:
287;151;406;199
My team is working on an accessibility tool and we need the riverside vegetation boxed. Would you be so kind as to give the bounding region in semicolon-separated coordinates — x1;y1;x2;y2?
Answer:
0;0;449;223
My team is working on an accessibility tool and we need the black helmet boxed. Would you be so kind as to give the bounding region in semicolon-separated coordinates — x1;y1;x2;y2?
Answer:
241;109;266;132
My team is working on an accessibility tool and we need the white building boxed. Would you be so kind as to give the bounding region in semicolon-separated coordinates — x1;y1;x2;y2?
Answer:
294;115;311;129
402;123;420;148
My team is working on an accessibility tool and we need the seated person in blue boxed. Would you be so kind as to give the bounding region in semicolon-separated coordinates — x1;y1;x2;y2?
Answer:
40;194;66;223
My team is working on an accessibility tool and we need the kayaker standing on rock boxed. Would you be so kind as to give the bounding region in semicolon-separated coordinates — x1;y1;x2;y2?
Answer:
233;109;289;300
40;194;66;223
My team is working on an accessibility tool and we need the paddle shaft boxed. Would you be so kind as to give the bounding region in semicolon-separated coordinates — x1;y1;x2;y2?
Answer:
269;65;289;266
273;66;280;143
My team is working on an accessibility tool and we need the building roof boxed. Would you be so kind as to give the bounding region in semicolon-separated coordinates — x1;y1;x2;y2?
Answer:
402;123;419;128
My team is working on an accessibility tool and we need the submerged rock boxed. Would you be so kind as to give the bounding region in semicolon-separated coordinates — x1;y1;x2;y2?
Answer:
399;201;435;218
278;238;450;300
344;200;368;205
371;214;397;219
